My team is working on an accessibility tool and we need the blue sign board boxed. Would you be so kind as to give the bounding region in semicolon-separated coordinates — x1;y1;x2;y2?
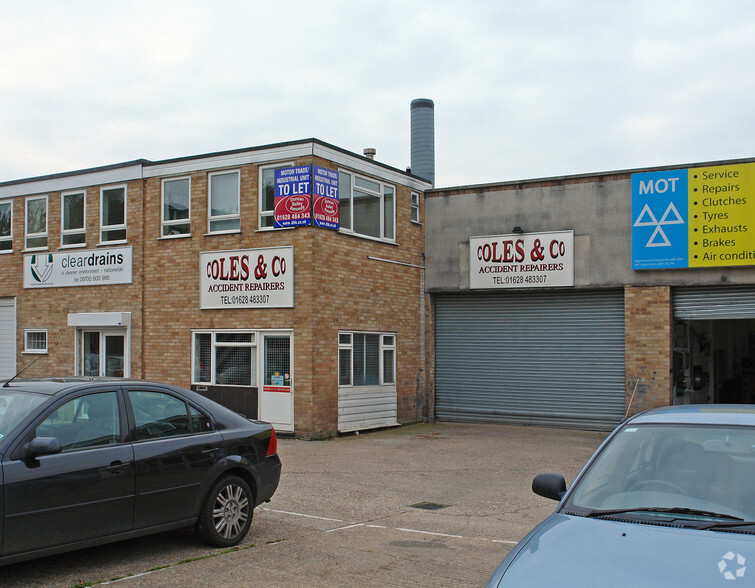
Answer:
274;166;312;228
312;165;339;230
631;169;688;269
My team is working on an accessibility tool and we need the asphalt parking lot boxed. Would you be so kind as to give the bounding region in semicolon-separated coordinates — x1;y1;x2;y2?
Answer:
2;422;605;587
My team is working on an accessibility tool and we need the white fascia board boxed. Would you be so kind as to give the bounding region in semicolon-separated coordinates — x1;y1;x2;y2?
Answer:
67;312;132;328
313;144;431;191
143;143;315;178
0;164;144;199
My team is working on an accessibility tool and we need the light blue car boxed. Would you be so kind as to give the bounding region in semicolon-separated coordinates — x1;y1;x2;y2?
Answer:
488;405;755;586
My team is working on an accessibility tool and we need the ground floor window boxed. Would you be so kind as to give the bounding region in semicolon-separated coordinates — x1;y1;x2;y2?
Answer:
193;331;257;386
338;332;396;387
80;330;126;377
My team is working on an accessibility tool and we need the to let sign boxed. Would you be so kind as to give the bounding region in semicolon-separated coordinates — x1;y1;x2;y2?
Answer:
470;231;574;289
274;166;311;228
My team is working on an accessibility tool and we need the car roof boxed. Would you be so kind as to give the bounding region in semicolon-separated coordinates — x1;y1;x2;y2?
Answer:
629;404;755;427
0;378;170;396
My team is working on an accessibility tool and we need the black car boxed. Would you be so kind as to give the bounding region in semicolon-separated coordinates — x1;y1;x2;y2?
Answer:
0;377;281;565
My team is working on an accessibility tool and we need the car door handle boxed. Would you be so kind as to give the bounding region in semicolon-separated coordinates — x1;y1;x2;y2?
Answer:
106;461;128;476
202;447;220;458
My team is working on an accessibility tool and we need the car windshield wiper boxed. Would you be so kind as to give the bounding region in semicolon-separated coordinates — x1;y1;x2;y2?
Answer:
696;520;755;530
583;507;744;522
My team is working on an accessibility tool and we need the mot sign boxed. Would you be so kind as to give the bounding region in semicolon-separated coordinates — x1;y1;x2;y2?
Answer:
470;231;574;289
200;246;294;309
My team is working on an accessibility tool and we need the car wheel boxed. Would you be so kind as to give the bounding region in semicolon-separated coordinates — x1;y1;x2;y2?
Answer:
196;475;254;547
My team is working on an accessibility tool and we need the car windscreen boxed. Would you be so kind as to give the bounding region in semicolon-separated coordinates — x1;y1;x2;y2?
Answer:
563;423;755;522
0;390;49;440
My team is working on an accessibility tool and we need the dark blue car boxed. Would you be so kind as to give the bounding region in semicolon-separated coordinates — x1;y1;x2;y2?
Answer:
488;405;755;586
0;378;281;565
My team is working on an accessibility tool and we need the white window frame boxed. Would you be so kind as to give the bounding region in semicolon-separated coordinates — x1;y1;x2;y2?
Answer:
100;185;127;243
338;331;396;388
411;192;421;224
161;176;192;237
338;170;396;242
208;170;240;234
24;329;48;354
0;200;12;252
192;330;257;386
259;162;295;230
25;195;48;250
61;190;86;248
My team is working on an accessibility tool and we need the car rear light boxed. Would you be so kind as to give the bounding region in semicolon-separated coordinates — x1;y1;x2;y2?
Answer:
266;427;278;457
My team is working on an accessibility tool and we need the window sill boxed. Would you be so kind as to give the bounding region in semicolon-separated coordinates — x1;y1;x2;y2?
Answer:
158;233;191;240
59;243;88;250
22;247;49;253
96;240;128;247
0;249;13;255
204;230;242;237
23;350;48;355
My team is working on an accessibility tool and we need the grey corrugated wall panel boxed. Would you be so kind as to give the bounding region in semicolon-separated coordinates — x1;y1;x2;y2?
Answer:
434;290;625;431
673;286;755;319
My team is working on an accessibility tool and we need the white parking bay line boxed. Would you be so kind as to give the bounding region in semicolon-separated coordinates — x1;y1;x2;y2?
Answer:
395;527;463;539
325;523;365;533
263;508;345;523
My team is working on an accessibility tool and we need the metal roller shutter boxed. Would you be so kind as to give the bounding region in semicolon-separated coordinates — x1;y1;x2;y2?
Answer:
435;290;625;430
673;286;755;319
0;298;16;379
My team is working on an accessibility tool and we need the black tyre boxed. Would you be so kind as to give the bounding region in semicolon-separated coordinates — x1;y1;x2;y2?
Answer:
196;475;254;547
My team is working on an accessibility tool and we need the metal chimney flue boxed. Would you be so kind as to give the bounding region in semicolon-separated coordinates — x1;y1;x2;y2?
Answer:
410;98;435;187
363;147;376;160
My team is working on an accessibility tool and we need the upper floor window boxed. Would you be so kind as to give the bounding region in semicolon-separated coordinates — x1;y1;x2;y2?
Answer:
61;191;86;247
338;332;396;387
162;177;191;236
101;186;126;243
208;170;240;233
25;195;48;250
259;164;294;229
338;171;395;241
411;192;420;223
0;201;12;251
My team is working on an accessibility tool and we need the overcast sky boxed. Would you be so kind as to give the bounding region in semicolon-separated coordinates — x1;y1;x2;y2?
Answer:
1;1;753;187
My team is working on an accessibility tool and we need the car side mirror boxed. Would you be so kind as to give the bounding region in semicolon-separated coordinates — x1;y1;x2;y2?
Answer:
27;436;63;458
532;472;567;501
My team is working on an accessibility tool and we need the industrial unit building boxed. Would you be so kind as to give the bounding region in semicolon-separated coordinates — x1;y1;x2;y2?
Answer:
0;139;430;435
425;158;755;429
2;98;754;433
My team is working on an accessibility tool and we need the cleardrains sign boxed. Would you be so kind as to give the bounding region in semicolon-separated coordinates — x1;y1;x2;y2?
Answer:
470;231;574;289
24;246;133;289
200;246;294;309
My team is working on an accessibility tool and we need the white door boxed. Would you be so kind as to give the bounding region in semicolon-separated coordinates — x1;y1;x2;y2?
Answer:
80;329;128;377
259;332;293;432
0;298;16;379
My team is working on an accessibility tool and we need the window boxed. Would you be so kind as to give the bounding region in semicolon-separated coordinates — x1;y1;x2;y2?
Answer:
208;170;240;233
128;390;209;440
193;331;256;386
338;171;395;241
24;330;48;354
101;186;126;242
35;391;120;450
411;192;420;223
25;195;47;249
61;191;86;246
162;177;191;236
259;164;294;228
338;332;396;387
0;200;12;251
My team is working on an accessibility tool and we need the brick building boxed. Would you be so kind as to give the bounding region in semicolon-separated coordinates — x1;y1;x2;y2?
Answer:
0;139;431;436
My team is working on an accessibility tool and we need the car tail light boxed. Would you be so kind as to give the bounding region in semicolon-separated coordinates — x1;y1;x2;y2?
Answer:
266;427;278;457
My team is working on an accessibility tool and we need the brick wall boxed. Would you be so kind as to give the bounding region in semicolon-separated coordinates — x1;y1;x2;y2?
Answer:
624;285;673;415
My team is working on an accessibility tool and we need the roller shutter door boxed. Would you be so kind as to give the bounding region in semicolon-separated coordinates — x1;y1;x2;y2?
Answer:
435;290;625;430
674;286;755;319
0;298;16;379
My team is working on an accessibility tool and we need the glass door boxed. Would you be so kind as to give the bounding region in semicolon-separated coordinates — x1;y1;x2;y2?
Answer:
259;332;293;432
80;330;127;377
